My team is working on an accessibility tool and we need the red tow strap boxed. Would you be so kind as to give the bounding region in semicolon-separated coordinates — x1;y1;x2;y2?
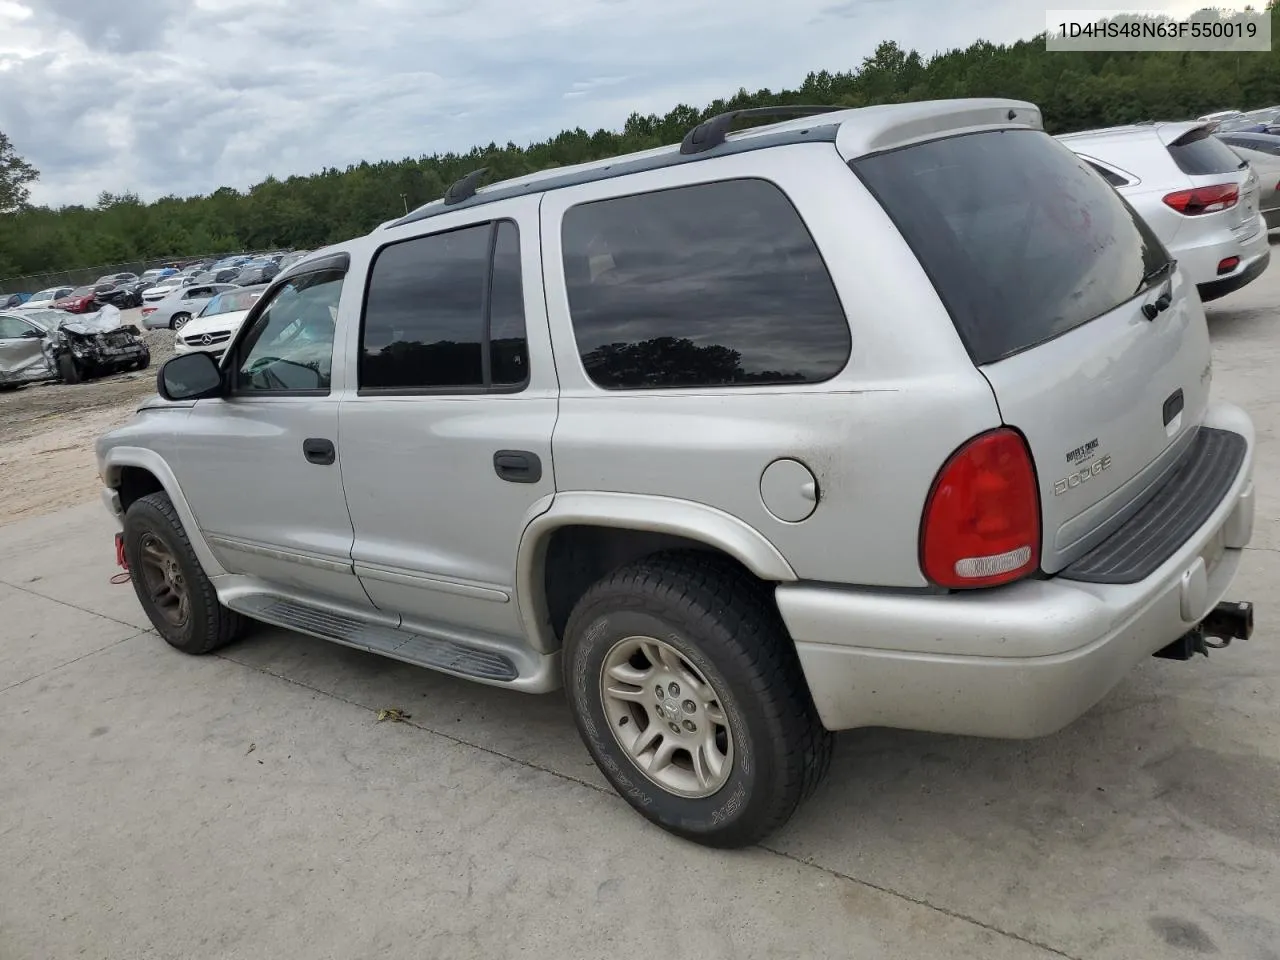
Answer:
111;533;132;584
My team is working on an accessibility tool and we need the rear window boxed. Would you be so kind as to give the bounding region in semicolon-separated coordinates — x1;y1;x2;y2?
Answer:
852;128;1167;365
1167;127;1246;175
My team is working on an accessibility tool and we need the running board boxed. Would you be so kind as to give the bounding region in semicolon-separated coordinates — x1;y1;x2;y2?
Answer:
227;595;520;683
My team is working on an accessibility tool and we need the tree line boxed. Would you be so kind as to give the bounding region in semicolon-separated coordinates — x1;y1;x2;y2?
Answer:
2;4;1279;284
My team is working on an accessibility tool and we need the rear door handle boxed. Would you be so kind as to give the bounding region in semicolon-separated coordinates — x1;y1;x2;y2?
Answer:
303;437;336;466
493;450;542;484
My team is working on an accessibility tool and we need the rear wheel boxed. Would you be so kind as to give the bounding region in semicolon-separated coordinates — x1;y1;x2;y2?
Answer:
171;313;191;331
123;491;247;654
563;551;832;848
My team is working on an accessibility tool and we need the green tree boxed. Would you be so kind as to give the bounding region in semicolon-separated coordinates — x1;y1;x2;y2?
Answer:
5;7;1280;284
0;130;39;214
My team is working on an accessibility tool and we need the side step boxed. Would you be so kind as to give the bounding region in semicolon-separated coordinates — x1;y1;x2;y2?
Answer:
227;595;519;683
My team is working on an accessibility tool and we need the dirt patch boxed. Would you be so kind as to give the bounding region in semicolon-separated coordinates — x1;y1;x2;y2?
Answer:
0;312;177;525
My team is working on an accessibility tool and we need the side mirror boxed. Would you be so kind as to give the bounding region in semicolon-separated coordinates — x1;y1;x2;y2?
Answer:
20;329;44;339
158;351;222;401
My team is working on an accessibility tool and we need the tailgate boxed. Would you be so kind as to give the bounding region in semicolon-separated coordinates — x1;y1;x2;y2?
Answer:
853;126;1214;575
978;275;1210;572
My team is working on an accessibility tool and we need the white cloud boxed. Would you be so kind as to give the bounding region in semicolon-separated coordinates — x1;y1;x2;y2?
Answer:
0;0;1208;207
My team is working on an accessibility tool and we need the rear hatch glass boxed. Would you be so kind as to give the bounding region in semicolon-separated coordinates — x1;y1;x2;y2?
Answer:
1167;126;1246;175
853;128;1214;573
852;128;1168;365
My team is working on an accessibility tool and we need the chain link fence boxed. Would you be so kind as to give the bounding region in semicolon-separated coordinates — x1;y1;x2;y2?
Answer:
0;250;277;296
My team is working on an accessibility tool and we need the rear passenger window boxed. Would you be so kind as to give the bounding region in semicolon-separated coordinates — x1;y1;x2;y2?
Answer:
561;179;850;390
360;220;528;391
1087;162;1130;187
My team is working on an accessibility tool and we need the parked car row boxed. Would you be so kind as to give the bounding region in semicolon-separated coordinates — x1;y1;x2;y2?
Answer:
2;249;308;319
1200;105;1280;135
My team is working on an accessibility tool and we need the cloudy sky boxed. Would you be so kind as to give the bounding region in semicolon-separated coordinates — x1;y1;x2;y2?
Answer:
0;0;1210;208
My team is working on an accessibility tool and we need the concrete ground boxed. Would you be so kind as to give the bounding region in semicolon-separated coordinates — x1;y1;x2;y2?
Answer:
2;271;1280;960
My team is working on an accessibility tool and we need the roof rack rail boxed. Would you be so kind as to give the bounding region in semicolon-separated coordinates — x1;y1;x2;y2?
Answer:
443;167;489;206
680;105;844;155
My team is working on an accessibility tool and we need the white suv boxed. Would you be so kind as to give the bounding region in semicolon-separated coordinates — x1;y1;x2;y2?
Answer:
1058;122;1270;301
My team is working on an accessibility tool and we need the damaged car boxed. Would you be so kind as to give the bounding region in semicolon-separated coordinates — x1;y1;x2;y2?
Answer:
0;305;150;388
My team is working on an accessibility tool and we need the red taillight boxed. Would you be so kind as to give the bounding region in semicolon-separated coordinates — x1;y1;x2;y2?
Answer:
920;428;1041;589
141;307;156;316
1162;183;1239;215
1218;256;1240;275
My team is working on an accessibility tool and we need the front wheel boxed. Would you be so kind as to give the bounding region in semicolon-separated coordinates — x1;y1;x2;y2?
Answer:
122;491;247;654
563;551;832;848
56;354;82;384
171;313;191;331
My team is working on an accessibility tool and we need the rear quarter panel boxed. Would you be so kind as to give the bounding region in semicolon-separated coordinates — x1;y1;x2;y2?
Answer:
539;144;1002;588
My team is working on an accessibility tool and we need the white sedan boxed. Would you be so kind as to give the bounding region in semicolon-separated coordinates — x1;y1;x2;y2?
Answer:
173;285;267;361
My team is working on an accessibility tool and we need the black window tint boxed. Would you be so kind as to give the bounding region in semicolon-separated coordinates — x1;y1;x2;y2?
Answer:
360;221;527;391
1087;161;1129;187
1168;127;1246;175
488;221;529;385
854;129;1167;365
561;179;849;390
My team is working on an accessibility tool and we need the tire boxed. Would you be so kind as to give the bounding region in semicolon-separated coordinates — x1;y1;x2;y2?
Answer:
56;354;82;384
171;313;191;331
134;349;151;371
563;551;833;848
122;491;247;655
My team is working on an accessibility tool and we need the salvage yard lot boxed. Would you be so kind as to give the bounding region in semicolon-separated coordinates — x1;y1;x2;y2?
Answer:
2;271;1279;959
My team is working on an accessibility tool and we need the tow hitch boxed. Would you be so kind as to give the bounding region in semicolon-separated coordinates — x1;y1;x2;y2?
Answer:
1154;600;1254;660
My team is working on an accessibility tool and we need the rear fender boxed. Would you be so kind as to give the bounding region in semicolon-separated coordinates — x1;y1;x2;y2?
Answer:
515;491;796;654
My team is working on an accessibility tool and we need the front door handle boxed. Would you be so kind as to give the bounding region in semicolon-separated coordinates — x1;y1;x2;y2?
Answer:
303;437;336;466
493;450;542;484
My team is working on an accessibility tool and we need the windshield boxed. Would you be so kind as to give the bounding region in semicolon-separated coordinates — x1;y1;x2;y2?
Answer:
200;290;260;317
69;286;94;297
853;128;1168;365
29;288;62;302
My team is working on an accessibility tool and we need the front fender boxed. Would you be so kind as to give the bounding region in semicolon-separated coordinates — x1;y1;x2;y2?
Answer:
99;445;228;579
514;491;797;654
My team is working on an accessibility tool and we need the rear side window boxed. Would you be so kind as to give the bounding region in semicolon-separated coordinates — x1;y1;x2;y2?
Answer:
561;178;850;390
853;129;1168;366
359;220;528;391
1086;161;1130;187
1167;127;1246;175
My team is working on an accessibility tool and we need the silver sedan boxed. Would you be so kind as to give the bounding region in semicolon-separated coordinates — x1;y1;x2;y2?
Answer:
140;283;239;330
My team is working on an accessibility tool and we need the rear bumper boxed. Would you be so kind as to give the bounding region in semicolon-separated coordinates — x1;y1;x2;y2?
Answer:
1197;241;1271;302
779;400;1255;739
